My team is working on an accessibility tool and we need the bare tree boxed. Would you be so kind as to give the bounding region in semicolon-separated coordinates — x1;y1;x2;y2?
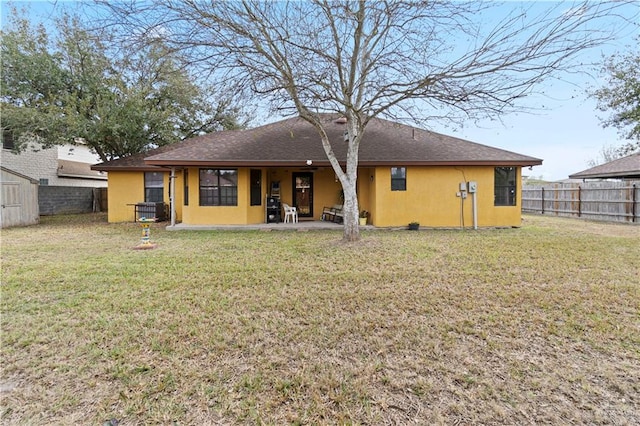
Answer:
98;0;636;241
587;144;626;168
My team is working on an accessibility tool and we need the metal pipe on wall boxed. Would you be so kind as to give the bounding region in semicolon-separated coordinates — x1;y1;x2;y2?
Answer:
472;191;478;230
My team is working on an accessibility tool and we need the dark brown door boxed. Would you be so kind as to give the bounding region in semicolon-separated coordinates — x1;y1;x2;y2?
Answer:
292;172;313;218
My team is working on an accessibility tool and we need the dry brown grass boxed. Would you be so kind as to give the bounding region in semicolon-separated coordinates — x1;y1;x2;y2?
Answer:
1;213;639;425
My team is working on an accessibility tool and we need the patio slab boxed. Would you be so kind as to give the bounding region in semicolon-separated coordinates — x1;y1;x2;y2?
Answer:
165;220;370;231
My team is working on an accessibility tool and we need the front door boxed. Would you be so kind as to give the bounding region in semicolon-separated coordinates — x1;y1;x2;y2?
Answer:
292;172;313;218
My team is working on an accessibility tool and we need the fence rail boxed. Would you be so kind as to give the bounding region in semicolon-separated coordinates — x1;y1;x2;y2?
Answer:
522;181;639;223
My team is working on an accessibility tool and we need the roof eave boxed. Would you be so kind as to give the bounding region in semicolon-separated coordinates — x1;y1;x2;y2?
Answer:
144;160;327;167
569;172;640;180
91;164;166;172
359;160;543;167
144;159;543;168
58;173;108;180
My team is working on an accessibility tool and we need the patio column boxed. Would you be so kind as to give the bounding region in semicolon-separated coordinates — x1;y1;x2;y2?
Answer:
170;167;176;227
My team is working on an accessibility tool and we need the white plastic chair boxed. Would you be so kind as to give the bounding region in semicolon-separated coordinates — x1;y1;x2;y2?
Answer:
282;203;298;223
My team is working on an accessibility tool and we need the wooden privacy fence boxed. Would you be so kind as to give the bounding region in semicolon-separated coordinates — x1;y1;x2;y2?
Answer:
93;187;108;212
522;181;639;223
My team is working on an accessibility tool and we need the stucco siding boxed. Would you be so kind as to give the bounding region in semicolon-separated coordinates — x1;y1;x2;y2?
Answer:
372;165;521;228
105;165;523;227
107;172;145;222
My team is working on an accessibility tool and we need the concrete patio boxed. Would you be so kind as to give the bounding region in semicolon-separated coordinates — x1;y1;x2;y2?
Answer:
165;220;374;231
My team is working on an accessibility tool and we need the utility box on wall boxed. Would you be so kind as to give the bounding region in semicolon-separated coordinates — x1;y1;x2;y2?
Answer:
468;181;477;193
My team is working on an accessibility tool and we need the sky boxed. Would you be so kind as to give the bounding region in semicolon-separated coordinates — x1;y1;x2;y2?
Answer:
2;0;638;181
433;82;625;181
423;1;639;181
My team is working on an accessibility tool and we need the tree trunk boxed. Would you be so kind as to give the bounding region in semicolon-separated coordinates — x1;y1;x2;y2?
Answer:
339;116;362;242
303;113;362;242
341;175;360;242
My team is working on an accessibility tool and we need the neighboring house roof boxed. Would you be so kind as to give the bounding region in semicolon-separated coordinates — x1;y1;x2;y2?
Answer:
569;153;640;180
4;141;106;187
93;115;542;171
58;160;107;180
91;145;180;172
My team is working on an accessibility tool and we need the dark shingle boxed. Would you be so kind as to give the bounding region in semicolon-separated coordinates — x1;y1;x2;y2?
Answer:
94;114;542;170
569;153;640;179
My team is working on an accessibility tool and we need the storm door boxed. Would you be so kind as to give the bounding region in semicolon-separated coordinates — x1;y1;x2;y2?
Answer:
292;172;313;218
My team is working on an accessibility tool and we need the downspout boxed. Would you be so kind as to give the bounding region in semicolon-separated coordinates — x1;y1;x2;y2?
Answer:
460;191;465;229
170;167;176;227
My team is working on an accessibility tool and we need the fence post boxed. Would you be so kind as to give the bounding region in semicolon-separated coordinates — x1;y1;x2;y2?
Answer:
578;185;582;218
634;184;637;223
541;187;545;214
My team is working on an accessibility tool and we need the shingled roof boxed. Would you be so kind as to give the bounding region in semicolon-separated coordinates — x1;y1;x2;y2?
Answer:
93;114;542;171
569;153;640;180
58;160;107;180
91;140;199;172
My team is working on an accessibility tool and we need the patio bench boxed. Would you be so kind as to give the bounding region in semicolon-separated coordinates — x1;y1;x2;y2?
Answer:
322;204;343;223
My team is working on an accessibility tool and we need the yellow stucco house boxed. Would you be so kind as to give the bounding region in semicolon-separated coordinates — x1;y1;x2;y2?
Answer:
92;115;542;228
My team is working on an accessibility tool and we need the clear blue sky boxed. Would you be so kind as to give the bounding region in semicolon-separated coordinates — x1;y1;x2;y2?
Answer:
2;0;638;181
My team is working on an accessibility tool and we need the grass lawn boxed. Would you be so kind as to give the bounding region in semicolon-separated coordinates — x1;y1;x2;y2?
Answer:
1;213;639;425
